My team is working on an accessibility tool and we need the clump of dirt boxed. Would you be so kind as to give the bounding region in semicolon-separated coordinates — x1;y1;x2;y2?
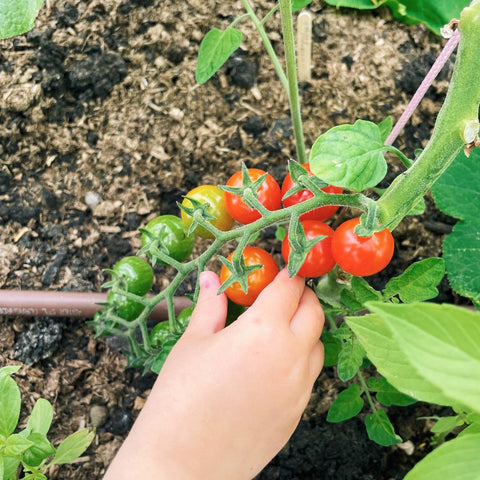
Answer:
0;0;456;478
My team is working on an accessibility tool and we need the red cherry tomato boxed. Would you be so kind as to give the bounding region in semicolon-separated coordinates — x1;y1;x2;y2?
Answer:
220;246;279;306
224;168;281;224
282;220;336;277
331;217;394;276
281;164;342;221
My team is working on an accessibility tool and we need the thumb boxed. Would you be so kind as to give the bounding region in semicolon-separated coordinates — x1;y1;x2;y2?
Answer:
187;271;228;335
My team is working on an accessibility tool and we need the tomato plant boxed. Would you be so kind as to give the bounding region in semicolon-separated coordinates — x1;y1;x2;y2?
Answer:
224;168;281;224
107;292;145;321
220;246;279;306
141;215;194;264
112;256;154;295
181;185;234;238
331;217;394;276
282;220;336;277
281;164;342;221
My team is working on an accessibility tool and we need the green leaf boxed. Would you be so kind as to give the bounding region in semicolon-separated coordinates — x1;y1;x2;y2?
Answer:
275;226;287;242
151;337;178;374
441;220;480;307
430;416;460;434
324;0;387;9
322;330;342;367
23;433;55;467
309;119;388;191
51;429;94;465
292;0;312;12
4;434;33;457
327;383;364;422
378;116;393;142
432;149;480;222
26;399;53;436
324;0;471;35
2;456;20;480
386;0;471;35
336;336;365;381
0;0;45;39
431;149;480;307
459;423;480;438
404;434;480;480
0;366;21;377
368;376;416;407
348;303;480;413
383;258;445;303
406;197;426;216
195;28;242;84
365;409;402;446
349;277;382;307
0;374;21;437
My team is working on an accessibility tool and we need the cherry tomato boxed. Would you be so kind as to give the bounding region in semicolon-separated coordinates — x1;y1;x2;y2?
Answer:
282;220;336;277
150;307;192;347
224;168;281;224
181;185;234;238
150;321;170;347
141;215;194;263
281;164;342;221
220;246;279;306
331;217;394;276
112;256;154;295
107;292;145;321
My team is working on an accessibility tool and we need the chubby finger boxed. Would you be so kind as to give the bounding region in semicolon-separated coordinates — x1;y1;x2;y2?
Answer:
289;287;324;347
248;268;306;325
187;271;228;335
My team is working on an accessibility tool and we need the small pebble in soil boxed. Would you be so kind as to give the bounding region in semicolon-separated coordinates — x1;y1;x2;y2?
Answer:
90;405;109;428
14;318;63;365
85;191;102;209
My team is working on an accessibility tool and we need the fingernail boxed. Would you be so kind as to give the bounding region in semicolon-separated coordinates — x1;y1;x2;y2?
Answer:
199;271;211;289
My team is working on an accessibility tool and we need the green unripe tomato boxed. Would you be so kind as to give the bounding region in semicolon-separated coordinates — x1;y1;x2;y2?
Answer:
176;306;194;328
141;215;194;264
107;292;145;321
149;321;171;348
149;306;193;348
112;256;154;295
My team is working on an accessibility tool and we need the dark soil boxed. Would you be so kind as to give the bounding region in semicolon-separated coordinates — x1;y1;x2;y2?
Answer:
0;1;459;478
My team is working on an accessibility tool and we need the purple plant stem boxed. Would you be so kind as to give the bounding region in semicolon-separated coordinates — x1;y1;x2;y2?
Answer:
385;30;461;146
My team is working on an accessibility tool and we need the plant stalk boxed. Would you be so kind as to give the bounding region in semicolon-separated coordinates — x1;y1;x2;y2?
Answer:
241;0;289;92
377;2;480;229
279;0;307;164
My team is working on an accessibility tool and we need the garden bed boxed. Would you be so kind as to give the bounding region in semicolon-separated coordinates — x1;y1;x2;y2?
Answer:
0;0;459;478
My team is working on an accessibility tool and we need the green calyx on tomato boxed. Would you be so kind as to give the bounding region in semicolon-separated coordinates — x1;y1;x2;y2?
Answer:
282;220;336;277
281;163;342;222
141;214;194;265
219;246;279;307
331;217;394;276
223;166;281;224
180;185;234;239
112;256;154;295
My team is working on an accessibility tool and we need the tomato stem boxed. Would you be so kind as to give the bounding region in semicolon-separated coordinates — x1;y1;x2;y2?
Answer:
279;0;307;164
240;0;289;92
377;2;480;230
357;371;377;414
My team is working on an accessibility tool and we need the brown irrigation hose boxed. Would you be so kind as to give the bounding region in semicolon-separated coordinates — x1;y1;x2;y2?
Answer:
0;290;192;321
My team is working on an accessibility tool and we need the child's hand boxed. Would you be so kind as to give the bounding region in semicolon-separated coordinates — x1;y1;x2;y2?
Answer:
104;269;324;480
